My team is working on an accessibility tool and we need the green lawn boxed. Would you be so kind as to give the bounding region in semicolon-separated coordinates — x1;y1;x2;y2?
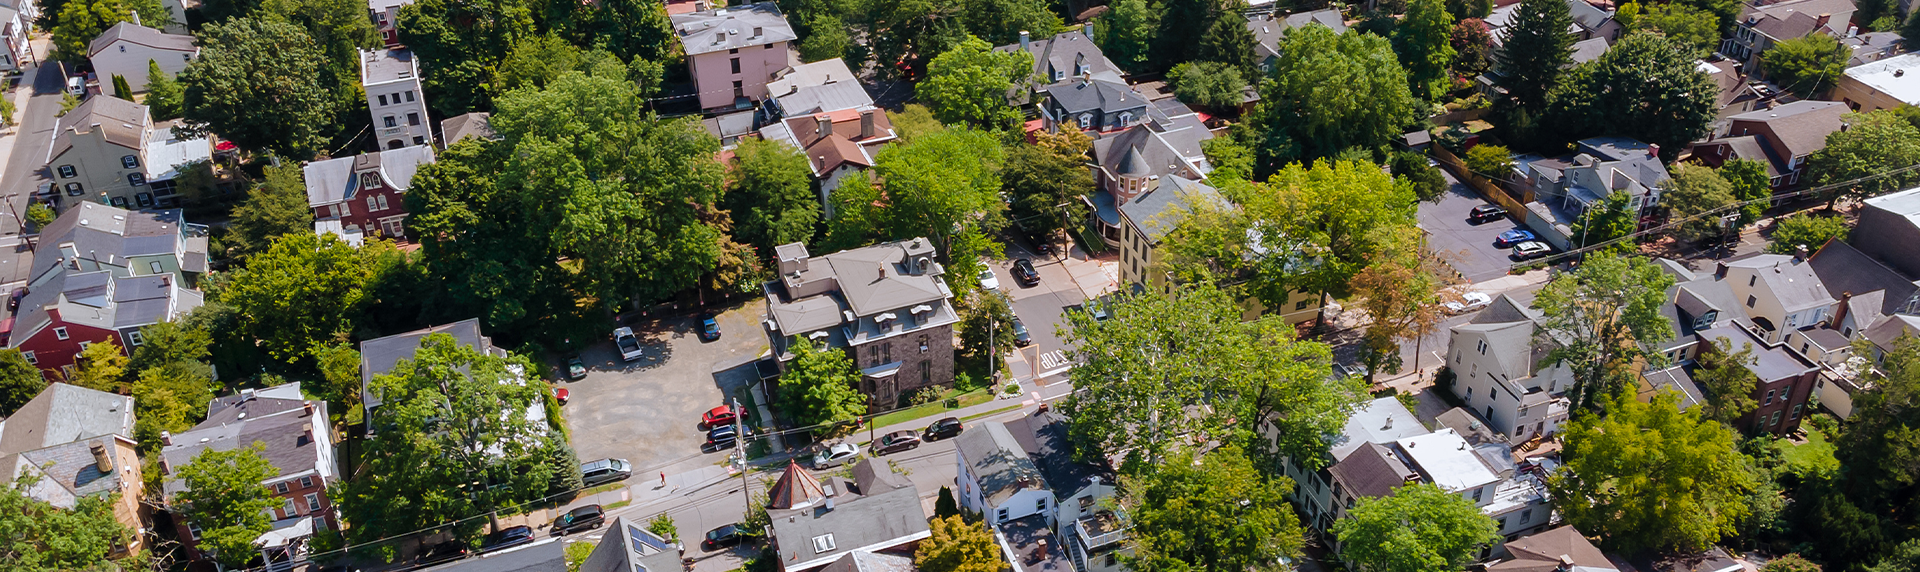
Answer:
1781;424;1840;478
870;389;992;428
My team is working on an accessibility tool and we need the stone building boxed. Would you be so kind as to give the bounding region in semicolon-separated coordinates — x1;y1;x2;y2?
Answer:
762;239;958;407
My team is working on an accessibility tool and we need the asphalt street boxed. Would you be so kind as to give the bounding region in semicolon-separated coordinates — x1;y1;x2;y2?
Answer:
1;48;63;237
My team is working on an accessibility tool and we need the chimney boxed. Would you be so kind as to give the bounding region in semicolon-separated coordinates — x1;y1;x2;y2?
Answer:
1557;554;1575;572
304;402;315;416
303;423;315;444
816;114;831;138
1833;291;1853;329
1036;539;1049;561
1083;20;1094;40
1383;417;1394;430
1816;13;1831;29
1795;244;1810;261
161;431;172;446
90;441;111;473
160;458;171;475
129;9;139;26
860;109;875;139
1647;143;1660;158
1019;30;1030;51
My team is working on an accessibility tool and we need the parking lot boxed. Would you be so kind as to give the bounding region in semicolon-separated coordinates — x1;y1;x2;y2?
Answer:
560;304;769;478
988;240;1116;385
1419;172;1535;283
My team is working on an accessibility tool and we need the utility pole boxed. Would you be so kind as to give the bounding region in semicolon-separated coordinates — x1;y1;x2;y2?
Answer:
734;397;748;514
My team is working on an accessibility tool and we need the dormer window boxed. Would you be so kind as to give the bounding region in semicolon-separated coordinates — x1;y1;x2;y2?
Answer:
360;172;382;190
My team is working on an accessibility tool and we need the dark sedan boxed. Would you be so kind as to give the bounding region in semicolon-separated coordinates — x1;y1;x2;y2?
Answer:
478;525;535;554
704;524;744;550
871;430;922;455
923;417;964;441
1011;259;1041;287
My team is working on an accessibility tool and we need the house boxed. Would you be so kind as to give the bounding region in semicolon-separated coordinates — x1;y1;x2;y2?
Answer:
1485;0;1618;76
424;541;567;571
765;460;929;572
1844;31;1903;66
1116;175;1225;294
1246;9;1346;74
369;0;413;46
1695;320;1822;435
761;240;958;408
579;515;685;572
1720;0;1854;66
1273;396;1427;536
1088;100;1215;245
1697;59;1769;120
45;96;213;209
1649;257;1745;366
7;203;208;377
1806;238;1918;341
439;112;494;148
303;145;435;242
1039;75;1150;133
1848;187;1920;279
671;2;798;111
1486;526;1621;572
705;110;757;148
1516;137;1671;249
1443;293;1575;444
1318;427;1557;557
1689;100;1848;190
953;416;1094;572
1638;258;1826;434
87;22;196;92
956;421;1057;528
764;58;874;118
1833;52;1920;112
1567;0;1624;43
758;107;896;212
160;383;338;568
1715;251;1837;343
0;383;145;557
358;318;513;416
996;28;1122;106
361;48;432;150
0;5;28;73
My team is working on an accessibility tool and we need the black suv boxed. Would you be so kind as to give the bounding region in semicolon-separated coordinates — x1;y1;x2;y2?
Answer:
552;504;606;535
1469;204;1507;223
414;541;469;567
1011;259;1041;287
923;417;964;441
478;525;535;554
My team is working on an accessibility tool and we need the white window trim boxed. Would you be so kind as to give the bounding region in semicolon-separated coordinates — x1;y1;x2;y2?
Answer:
53;327;69;340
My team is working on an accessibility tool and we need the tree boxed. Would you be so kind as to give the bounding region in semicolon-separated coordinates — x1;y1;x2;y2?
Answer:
1252;25;1418;173
50;0;163;64
260;0;383;101
226;164;315;261
1500;0;1576;109
1905;9;1920;52
1167;61;1247;112
1205;138;1255;183
866;0;969;80
1569;192;1637;251
1463;145;1513;180
1153;0;1224;70
1808;110;1920;208
1616;1;1720;56
934;487;961;518
1867;540;1919;572
1351;244;1454;381
1096;0;1160;73
834;127;1006;292
918;37;1032;131
1394;0;1457;101
1553;390;1755;554
311;342;363;408
1197;9;1257;80
1664;163;1740;241
1722;158;1771;225
178;444;279;567
1446;0;1493;18
132;362;216;451
1531;254;1676;410
61;341;128;394
0;350;43;416
145;60;184;121
180;17;341;157
1764;34;1850;98
797;14;853;63
1232;160;1420;310
955;0;1062;47
1694;336;1760;426
917;515;1001;572
1004;128;1093;241
1391;151;1448;201
724;138;819;256
888;104;946;143
340;334;563;543
1545;32;1716;159
566;541;596;572
574;0;675;63
1121;447;1304;572
1450;19;1494;76
405;138;567;338
646;514;678;542
1793;336;1920;569
775;339;868;434
958;292;1016;376
216;232;403;366
1767;213;1850;254
396;0;534;115
1335;483;1501;572
109;74;131;100
24;203;53;231
1763;554;1824;572
0;472;132;570
493;34;585;95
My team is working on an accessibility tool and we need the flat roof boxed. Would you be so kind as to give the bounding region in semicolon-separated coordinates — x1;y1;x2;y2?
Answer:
1845;53;1920;105
1396;429;1500;492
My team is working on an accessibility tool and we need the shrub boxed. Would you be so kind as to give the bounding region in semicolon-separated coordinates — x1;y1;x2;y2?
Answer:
1464;144;1514;180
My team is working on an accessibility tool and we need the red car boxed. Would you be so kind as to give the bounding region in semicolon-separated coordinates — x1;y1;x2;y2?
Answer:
702;405;740;428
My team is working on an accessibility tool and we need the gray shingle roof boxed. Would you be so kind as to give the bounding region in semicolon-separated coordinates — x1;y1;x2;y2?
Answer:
671;2;797;56
1118;176;1226;244
421;540;566;572
160;388;331;498
768;471;928;572
1329;441;1417;499
1043;77;1147;116
359;318;496;391
958;421;1048;506
996;30;1121;89
88;21;195;57
3;437;129;509
48;96;149;161
1810;239;1920;318
1729;100;1848;160
0;383;134;457
580;516;680;572
1726;254;1836;312
1246;9;1346;61
440;112;496;146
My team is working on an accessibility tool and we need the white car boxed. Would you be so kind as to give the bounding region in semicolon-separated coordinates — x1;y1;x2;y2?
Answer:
613;327;644;362
1442;292;1493;315
979;268;1001;291
813;443;860;469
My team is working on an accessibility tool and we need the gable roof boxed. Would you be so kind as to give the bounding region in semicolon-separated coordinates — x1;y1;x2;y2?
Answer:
1003;410;1112;497
359;318;496;387
1728;99;1848;160
815;551;915;572
1119;175;1226;244
768;59;874;115
1092;124;1210;185
1246;9;1347;61
1328;441;1417;499
1489;526;1618;572
0;383;135;458
995;30;1121;89
88;21;195;57
160;386;331;498
818;238;949;316
1452;319;1538;381
1740;0;1854;40
1044;77;1148;116
768;471;928;572
440;112;495;146
957;421;1048;506
48;96;149;161
1864;313;1920;348
1;436;131;509
579;516;681;572
1569;37;1611;65
1726;254;1836;312
1809;238;1920;319
303;145;437;207
671;2;797;56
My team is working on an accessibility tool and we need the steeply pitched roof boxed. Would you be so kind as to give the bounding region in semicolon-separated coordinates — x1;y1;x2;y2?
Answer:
303;145;437;206
1489;526;1618;572
1864;313;1920;348
1246;9;1346;60
1118;176;1226;245
1043;77;1147;116
1727;254;1836;312
1452;319;1537;381
1728;99;1848;159
1092;124;1210;184
671;2;797;56
1328;442;1417;499
768;461;829;509
88;21;195;57
0;383;135;458
1003;410;1112;497
359;318;495;387
1569;36;1611;64
767;472;928;572
957;421;1048;506
1740;0;1853;40
48;96;149;161
995;30;1121;88
1809;239;1919;318
160;388;331;498
1641;365;1706;409
421;540;566;572
580;516;681;572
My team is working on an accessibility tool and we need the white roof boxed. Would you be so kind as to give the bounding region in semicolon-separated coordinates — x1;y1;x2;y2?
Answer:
1395;429;1501;492
1329;396;1430;461
143;126;211;182
1845;53;1920;105
314;219;365;247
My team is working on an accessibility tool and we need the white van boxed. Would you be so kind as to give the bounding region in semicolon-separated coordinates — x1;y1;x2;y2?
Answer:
66;76;84;97
580;458;632;486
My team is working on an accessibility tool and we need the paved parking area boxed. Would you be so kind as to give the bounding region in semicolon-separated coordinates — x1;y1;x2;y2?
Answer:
989;241;1115;385
561;303;770;478
1419;173;1531;283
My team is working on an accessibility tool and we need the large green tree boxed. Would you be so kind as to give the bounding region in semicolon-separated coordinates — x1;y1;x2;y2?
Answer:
1121;447;1304;572
835;127;1006;293
866;0;968;80
1722;158;1771;225
1251;25;1418;173
1153;0;1226;70
1764;34;1850;98
918;37;1032;131
1394;0;1458;101
260;0;382;105
1004;127;1094;241
1694;336;1760;426
1808;110;1920;208
1664;163;1741;241
1499;0;1576;109
0;473;132;571
127;319;216;451
1794;336;1920;569
1167;61;1247;113
1569;191;1637;251
723;137;819;257
1096;0;1161;73
1531;254;1676;410
177;444;280;567
775;338;868;435
1235;160;1419;309
0;350;44;416
1616;1;1720;56
405;139;566;337
917;516;1001;572
215;232;408;366
1767;213;1850;254
1544;32;1716;160
180;17;341;157
1197;8;1257;80
957;292;1016;378
226;164;315;262
1553;390;1756;554
144;60;185;121
50;0;167;64
396;0;534;115
1335;483;1502;572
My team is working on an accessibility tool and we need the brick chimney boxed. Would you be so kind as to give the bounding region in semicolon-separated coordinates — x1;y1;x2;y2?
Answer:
161;431;172;446
304;402;315;417
1816;13;1832;29
815;114;831;139
90;440;112;473
859;109;875;139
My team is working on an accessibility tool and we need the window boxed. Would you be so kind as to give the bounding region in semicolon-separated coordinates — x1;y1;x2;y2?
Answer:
1477;340;1488;354
404;90;415;102
730;57;741;74
361;172;382;190
136;192;152;207
127;331;145;346
54;327;68;341
996;508;1009;522
1035;498;1047;512
811;534;836;553
276;482;291;494
283;497;297;516
336;202;351;217
119;45;126;52
377;194;389;211
127;173;145;186
21;351;34;365
78;341;91;351
121;155;139;169
149;261;163;274
59;165;76;178
1791;403;1803;420
1765;389;1776;405
379;94;389;106
408;113;420;126
1105;553;1118;567
1471;488;1483;502
1520;509;1532;523
367;196;380;211
1749;275;1757;287
188;522;202;540
384;116;397;128
413;136;426;146
305;493;320;512
65;183;83;196
733;80;744;98
1497;517;1508;530
1747;295;1757;308
1466;387;1474;401
1770;410;1782;426
301;476;313;489
1295;299;1311;311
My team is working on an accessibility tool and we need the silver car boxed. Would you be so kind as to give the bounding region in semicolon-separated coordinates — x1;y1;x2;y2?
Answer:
813;443;860;469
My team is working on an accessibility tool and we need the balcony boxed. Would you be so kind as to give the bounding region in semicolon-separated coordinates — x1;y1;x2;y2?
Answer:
1072;511;1127;552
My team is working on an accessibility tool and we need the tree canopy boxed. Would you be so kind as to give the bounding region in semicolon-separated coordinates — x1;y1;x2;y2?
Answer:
1394;0;1458;101
177;443;280;567
1004;128;1094;241
0;472;132;571
1544;31;1717;160
1616;1;1720;56
1097;0;1161;73
0;350;44;417
1531;254;1676;410
774;338;868;435
1552;390;1756;554
1167;61;1248;112
1694;336;1761;426
225;164;315;262
1120;446;1305;572
831;127;1006;293
918;37;1032;131
1335;483;1502;572
215;233;408;367
1252;24;1418;174
1767;213;1850;254
145;60;185;121
180;17;341;158
1763;34;1850;98
1808;110;1920;207
1664;163;1741;241
916;515;1002;572
1500;0;1576;109
723;137;819;257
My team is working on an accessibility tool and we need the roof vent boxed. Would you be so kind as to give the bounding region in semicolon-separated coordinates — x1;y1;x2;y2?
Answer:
1900;69;1908;77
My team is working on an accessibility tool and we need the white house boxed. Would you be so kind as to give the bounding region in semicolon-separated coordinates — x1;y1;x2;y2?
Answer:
360;48;432;150
954;420;1075;572
0;5;29;73
1443;294;1574;445
88;22;197;93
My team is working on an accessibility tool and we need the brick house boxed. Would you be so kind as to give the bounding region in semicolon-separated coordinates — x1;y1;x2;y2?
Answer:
304;145;435;242
762;239;958;408
160;382;338;568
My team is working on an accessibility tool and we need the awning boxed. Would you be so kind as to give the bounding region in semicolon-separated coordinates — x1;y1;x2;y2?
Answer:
255;516;315;549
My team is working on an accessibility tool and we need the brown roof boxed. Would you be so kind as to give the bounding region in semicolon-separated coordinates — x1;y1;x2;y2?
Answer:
1326;442;1416;500
1741;0;1854;40
803;134;870;175
1488;526;1617;572
49;96;149;161
767;460;827;509
1728;100;1848;160
784;107;894;148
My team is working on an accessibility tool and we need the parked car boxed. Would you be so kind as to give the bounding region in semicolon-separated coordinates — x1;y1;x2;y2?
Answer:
699;315;721;342
1011;259;1041;287
551;504;606;535
553;386;569;405
1512;241;1552;260
813;442;860;469
564;356;587;380
924;417;964;441
614;327;644;361
1469;205;1506;223
979;268;1001;291
702;404;741;428
703;524;743;550
1496;229;1537;247
6;288;24;311
1442;292;1493;315
872;430;922;455
414;541;469;567
1011;317;1031;347
478;526;535;554
581;458;632;487
707;425;747;448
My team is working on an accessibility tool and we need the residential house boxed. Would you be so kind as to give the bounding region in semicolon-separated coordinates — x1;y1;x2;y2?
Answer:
1647;257;1745;366
1848;187;1920;279
1694;320;1822;435
1000;410;1124;572
1443;293;1575;445
1516;137;1671;249
425;542;567;571
358;318;515;416
579;515;686;572
1716;251;1837;343
1485;526;1621;572
160;383;338;568
955;421;1058;529
45;96;212;209
1;6;31;72
996;28;1123;105
1567;0;1624;42
1639;258;1826;434
758;107;896;213
764;58;873;118
7;203;208;377
1274;396;1428;536
1861;313;1920;366
1247;9;1346;74
812;551;917;572
953;417;1087;572
155;0;186;32
1845;31;1903;66
1319;427;1557;557
704;110;757;148
1688;100;1848;191
765;460;929;572
1039;75;1150;133
761;240;958;408
671;2;798;111
0;0;35;31
1698;59;1769;120
1089;99;1214;245
0;383;145;557
303;145;435;243
369;0;413;46
439;112;494;148
1721;0;1854;66
1805;238;1920;417
1833;52;1920;112
88;22;196;92
362;48;431;149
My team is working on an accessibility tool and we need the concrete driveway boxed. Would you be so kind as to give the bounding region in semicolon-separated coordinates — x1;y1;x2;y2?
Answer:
992;240;1114;385
1419;173;1533;283
561;303;771;478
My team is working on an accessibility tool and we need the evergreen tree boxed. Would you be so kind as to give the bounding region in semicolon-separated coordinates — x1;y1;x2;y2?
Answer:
1500;0;1575;109
144;60;184;120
